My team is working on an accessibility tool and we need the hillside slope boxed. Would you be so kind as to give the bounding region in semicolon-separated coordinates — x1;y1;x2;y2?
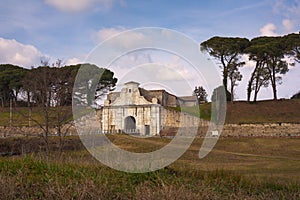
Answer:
225;99;300;124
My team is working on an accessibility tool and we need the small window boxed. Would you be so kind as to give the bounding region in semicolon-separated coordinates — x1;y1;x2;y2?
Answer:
129;89;131;93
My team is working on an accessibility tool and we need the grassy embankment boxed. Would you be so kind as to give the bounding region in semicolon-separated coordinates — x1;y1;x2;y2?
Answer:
177;99;300;124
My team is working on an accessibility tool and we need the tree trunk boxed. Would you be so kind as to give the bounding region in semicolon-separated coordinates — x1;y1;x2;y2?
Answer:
254;82;259;102
44;108;50;157
272;83;277;100
247;70;256;102
253;71;259;102
272;68;277;100
230;79;234;103
269;64;277;100
27;91;30;107
247;81;252;102
221;55;228;91
223;68;228;91
247;61;261;102
253;92;257;102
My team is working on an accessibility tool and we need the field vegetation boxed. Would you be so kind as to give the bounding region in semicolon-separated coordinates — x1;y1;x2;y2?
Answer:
0;135;300;199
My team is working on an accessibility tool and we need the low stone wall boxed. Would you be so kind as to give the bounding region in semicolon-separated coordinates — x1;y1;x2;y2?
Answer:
160;120;300;137
0;122;299;138
0;124;77;137
221;123;300;137
159;108;300;137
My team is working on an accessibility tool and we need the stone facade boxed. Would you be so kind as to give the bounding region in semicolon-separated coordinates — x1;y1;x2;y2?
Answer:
99;81;199;136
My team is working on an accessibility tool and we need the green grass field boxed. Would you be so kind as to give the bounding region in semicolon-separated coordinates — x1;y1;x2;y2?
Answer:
0;135;300;199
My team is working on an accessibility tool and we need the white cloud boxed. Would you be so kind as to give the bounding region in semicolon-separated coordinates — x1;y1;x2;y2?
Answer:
154;55;197;81
108;50;202;94
66;57;82;65
94;27;126;42
272;0;300;34
0;38;43;68
93;27;152;49
259;19;296;37
44;0;115;12
282;19;294;32
259;23;277;36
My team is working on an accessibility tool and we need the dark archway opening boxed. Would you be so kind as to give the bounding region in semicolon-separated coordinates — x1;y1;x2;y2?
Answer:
124;116;136;131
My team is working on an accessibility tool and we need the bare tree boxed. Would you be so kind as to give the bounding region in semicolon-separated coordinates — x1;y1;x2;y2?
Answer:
22;62;53;156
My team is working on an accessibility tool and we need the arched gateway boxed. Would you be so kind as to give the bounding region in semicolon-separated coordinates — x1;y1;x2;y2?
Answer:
100;81;198;136
124;116;136;131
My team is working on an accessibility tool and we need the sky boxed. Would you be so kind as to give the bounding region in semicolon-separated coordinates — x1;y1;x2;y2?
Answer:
0;0;299;100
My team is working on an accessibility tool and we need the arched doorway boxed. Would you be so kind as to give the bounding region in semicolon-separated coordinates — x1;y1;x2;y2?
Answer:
124;116;136;132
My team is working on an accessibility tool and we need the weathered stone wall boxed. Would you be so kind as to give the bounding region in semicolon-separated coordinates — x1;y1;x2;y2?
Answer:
1;122;299;138
160;123;300;137
160;108;209;128
194;123;300;137
101;104;300;137
100;105;160;135
162;91;178;107
221;123;300;137
0;124;77;137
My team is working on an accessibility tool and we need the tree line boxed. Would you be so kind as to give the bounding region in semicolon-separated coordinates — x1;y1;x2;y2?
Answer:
0;61;117;108
0;60;117;155
200;32;300;102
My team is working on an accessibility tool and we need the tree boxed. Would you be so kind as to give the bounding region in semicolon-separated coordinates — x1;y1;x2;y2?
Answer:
245;45;270;102
0;64;27;107
200;37;250;101
284;32;300;63
73;64;117;106
252;66;270;102
22;60;76;156
228;60;244;102
193;86;208;103
245;36;290;101
22;63;54;155
22;61;117;156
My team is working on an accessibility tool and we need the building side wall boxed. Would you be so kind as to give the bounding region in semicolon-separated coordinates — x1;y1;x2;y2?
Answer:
160;108;206;129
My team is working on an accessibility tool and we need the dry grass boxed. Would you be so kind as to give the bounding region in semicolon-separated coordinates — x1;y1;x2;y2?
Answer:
225;99;300;124
175;99;300;124
0;135;300;199
0;106;72;126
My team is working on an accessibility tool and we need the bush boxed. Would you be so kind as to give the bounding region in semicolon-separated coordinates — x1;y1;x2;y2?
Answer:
291;91;300;99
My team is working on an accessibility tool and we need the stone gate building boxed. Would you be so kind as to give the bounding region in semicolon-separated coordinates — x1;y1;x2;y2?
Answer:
98;81;200;136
